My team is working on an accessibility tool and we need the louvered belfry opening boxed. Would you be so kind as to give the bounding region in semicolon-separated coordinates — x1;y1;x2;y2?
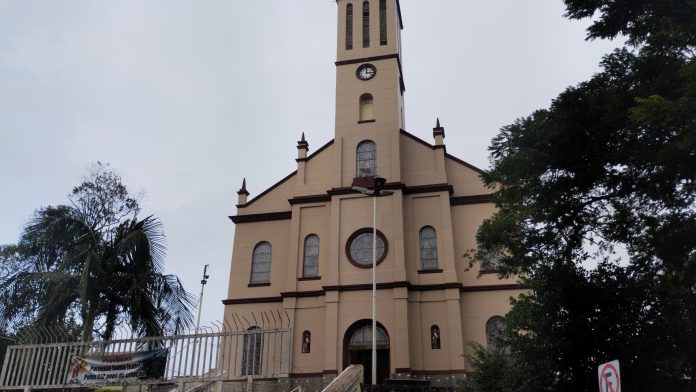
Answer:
362;1;370;48
346;3;353;50
379;0;387;45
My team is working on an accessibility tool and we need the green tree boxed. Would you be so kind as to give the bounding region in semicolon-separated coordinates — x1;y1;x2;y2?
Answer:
0;163;194;341
467;0;696;391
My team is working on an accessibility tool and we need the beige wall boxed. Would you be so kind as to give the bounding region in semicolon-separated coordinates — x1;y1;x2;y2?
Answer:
238;174;295;215
400;136;447;186
334;59;403;187
460;290;525;365
450;203;517;287
297;143;335;196
227;219;290;300
446;157;492;197
293;304;327;373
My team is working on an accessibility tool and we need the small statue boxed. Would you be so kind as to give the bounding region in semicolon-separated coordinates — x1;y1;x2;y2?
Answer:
302;331;311;353
431;326;441;349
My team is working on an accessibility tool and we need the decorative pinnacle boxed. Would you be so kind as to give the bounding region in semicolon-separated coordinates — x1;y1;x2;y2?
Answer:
297;132;309;149
238;178;249;195
433;117;445;138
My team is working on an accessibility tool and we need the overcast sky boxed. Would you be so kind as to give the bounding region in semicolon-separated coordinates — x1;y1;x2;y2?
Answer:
0;1;620;330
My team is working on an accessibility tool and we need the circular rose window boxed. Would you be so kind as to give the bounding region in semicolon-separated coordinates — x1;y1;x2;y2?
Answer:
346;228;388;268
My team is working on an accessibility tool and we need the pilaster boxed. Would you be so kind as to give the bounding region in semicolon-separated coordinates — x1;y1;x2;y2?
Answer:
324;291;340;373
391;287;410;372
445;288;466;371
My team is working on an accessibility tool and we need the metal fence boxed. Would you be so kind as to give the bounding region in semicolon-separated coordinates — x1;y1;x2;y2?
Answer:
0;326;292;390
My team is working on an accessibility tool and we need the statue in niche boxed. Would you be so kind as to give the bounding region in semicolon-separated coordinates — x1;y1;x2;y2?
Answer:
302;331;311;353
431;325;441;349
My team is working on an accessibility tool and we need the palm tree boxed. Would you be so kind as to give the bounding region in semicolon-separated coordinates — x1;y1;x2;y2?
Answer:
0;165;193;341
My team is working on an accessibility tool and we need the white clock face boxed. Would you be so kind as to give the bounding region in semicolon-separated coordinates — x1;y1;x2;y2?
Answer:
357;64;376;80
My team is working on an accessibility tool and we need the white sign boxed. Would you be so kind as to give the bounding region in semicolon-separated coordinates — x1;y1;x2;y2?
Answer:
598;360;621;392
66;349;168;385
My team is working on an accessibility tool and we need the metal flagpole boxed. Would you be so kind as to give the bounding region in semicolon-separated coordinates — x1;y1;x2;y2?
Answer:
372;192;377;386
352;176;393;387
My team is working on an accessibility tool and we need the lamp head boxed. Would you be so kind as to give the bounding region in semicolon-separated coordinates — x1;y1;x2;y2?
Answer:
352;186;373;195
374;176;387;189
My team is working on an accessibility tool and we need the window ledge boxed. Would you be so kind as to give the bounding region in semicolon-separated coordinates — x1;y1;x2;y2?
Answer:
298;276;321;281
357;119;376;124
248;282;271;287
417;269;443;274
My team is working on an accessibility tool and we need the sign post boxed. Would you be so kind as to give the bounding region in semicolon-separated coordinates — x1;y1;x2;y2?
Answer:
597;360;621;392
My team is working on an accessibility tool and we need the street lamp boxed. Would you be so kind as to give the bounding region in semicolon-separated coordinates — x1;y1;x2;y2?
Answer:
195;264;210;336
191;264;210;375
352;176;394;386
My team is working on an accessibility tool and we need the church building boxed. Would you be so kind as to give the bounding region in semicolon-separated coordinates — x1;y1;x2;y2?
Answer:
223;1;521;389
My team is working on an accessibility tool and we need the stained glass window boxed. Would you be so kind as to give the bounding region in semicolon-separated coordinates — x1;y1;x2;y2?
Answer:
349;231;385;266
419;226;438;270
241;327;263;375
356;141;376;177
303;234;319;277
251;242;271;283
486;316;505;349
348;325;389;349
480;248;503;270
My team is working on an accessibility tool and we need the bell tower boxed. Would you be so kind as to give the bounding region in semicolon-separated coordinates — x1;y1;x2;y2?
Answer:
333;0;405;187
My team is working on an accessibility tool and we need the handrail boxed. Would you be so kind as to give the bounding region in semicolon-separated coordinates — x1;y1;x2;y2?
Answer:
322;365;363;392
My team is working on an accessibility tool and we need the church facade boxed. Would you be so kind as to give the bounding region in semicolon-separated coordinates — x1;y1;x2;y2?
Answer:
223;0;521;389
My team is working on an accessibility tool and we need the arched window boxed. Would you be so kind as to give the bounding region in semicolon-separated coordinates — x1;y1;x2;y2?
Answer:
480;248;504;271
348;324;389;349
250;242;271;284
430;325;441;349
379;0;387;45
362;1;370;48
346;4;353;50
303;234;320;277
241;326;263;375
302;331;311;353
486;316;505;349
359;93;374;121
356;141;376;177
419;226;438;270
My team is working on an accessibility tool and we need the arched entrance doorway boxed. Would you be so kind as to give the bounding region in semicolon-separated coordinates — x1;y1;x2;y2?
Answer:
342;320;390;385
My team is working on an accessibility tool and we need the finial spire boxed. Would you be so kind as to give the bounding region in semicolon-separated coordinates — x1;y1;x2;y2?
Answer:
297;132;309;159
237;178;249;206
238;178;249;195
433;117;445;145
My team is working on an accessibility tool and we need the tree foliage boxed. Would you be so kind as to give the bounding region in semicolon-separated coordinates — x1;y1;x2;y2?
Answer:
467;1;696;391
0;163;194;341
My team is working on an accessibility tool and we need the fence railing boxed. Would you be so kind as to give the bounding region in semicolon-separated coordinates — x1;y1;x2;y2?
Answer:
0;327;292;390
